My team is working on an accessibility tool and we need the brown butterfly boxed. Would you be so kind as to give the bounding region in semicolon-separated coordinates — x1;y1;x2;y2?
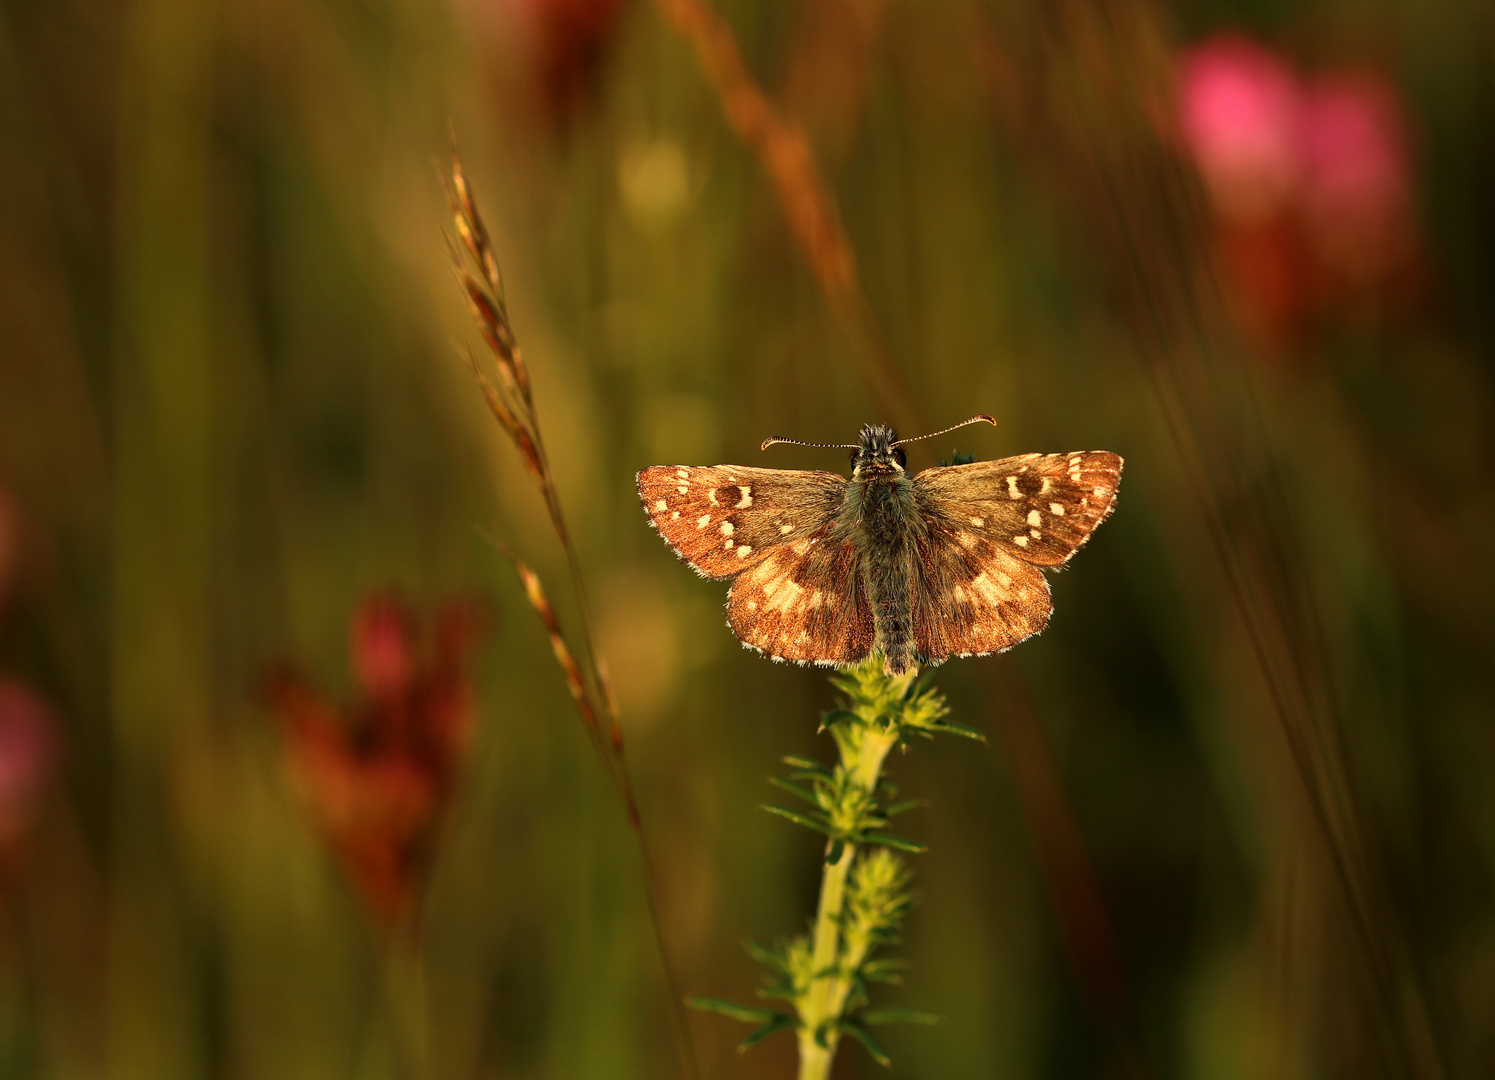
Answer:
637;417;1122;675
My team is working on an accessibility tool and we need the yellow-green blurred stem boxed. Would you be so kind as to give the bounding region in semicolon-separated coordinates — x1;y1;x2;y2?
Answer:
796;726;898;1080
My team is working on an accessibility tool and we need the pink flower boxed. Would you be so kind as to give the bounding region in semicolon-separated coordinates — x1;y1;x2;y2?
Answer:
1178;34;1302;226
1298;74;1415;283
1176;33;1420;343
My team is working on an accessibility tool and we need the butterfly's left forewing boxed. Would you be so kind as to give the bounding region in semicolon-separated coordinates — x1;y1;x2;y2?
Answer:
914;451;1123;567
637;465;845;580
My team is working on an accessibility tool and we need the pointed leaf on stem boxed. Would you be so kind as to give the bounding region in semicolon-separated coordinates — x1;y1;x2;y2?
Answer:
761;804;832;834
860;1008;942;1026
782;754;824;770
739;1015;797;1051
838;1021;892;1067
925;720;986;741
685;997;780;1024
767;776;819;804
861;834;927;854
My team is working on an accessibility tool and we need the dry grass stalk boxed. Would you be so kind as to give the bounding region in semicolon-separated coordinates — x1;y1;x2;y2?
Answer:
445;147;698;1080
654;0;920;434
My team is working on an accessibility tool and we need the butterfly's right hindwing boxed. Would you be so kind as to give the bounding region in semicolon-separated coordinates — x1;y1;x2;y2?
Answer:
637;465;845;581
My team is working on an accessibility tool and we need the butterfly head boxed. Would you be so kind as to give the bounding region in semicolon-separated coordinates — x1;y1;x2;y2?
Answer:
852;424;906;477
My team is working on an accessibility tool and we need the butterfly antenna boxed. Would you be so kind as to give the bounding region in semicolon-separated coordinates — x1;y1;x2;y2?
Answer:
760;435;860;451
891;415;998;447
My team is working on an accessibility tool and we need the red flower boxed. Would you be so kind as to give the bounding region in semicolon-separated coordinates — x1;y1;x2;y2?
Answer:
488;0;629;126
0;679;58;870
262;596;488;927
0;486;17;609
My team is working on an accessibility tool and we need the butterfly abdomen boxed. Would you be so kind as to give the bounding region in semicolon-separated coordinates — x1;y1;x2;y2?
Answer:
849;473;922;675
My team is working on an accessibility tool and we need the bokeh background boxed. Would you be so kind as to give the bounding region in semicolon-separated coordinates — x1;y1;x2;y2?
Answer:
1;0;1493;1077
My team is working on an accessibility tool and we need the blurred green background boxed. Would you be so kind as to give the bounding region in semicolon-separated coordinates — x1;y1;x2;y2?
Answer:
1;0;1493;1077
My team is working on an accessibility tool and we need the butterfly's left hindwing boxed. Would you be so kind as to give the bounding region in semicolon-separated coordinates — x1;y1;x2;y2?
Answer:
910;528;1052;663
637;465;845;581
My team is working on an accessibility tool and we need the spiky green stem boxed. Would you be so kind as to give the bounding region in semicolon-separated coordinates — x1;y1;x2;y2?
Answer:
796;725;899;1080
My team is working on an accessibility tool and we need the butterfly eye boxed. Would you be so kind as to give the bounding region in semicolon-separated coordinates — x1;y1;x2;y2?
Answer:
893;447;907;468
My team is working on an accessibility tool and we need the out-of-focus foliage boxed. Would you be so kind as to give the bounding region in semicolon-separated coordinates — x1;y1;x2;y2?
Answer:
0;0;1492;1078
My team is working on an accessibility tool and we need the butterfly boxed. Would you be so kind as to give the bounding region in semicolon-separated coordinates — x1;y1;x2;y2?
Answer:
636;416;1122;675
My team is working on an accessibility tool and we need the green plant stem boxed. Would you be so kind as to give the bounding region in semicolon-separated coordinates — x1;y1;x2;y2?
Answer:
796;725;899;1080
382;937;432;1080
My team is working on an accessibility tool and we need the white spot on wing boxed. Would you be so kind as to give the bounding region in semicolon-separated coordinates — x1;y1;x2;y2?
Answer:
1013;535;1029;547
735;544;752;558
671;511;680;521
736;486;753;508
676;467;690;479
970;516;984;527
720;522;734;537
654;499;667;512
696;514;711;529
1050;503;1065;516
970;572;1006;602
677;485;689;494
761;578;803;608
779;523;793;535
1027;509;1041;527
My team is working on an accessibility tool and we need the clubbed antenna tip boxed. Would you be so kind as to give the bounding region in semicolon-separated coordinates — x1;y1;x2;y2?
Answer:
891;415;996;447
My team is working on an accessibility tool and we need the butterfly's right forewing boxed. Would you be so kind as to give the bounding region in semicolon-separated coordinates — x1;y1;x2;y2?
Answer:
637;465;845;580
